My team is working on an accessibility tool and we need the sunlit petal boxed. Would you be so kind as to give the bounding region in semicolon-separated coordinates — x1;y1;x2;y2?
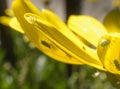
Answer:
97;33;120;74
12;0;87;64
68;15;107;47
24;13;105;70
0;16;12;26
9;17;24;33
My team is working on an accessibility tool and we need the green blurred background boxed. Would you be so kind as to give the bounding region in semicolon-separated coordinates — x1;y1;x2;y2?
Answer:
0;0;116;89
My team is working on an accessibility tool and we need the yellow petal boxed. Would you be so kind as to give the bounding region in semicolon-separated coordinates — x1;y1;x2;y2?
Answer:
12;0;105;70
103;8;120;32
12;0;85;64
9;17;24;33
0;16;12;26
0;16;24;33
42;9;68;31
97;33;120;74
24;13;105;70
4;9;14;17
68;15;107;47
11;0;46;34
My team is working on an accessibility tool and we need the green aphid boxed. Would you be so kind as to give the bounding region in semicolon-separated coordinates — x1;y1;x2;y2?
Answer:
100;39;110;47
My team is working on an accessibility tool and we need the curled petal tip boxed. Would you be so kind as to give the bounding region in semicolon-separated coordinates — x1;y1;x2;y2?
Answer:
24;13;38;24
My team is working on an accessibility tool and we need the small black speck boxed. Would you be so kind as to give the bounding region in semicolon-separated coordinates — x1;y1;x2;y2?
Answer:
114;59;120;71
41;41;51;48
83;46;86;50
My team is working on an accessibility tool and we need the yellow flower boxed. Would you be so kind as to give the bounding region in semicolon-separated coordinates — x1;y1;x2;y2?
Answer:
1;0;120;75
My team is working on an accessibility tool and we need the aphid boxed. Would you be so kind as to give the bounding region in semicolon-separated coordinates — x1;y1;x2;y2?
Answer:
100;39;110;47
